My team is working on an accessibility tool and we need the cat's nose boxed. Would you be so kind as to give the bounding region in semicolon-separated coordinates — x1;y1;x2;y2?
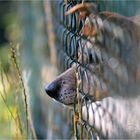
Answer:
45;82;59;99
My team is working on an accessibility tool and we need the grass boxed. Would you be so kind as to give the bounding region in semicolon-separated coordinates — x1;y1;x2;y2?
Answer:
0;45;36;139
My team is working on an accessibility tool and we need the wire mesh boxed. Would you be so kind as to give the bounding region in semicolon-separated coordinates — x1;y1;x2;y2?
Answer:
49;0;104;139
47;0;140;139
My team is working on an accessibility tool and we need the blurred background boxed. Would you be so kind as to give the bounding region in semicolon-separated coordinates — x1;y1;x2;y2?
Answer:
0;0;140;139
0;1;73;139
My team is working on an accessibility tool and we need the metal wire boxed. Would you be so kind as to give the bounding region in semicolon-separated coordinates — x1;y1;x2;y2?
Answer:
49;0;103;139
44;0;140;139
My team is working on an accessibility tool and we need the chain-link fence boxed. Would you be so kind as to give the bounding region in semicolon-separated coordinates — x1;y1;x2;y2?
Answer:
46;1;107;139
45;0;140;139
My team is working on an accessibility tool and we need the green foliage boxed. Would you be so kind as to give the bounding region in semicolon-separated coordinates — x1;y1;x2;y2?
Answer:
0;46;36;139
